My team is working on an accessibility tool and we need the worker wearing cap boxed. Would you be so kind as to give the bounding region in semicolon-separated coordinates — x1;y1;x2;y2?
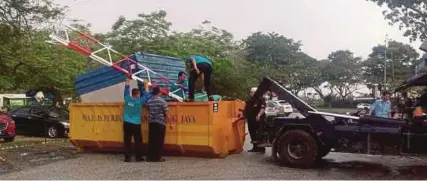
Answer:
186;55;213;101
246;87;266;153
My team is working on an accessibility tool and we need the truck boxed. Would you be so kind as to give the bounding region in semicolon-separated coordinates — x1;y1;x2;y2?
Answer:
245;76;427;168
243;40;427;168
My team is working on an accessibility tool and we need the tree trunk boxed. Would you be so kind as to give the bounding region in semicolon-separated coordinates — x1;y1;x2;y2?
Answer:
51;88;64;108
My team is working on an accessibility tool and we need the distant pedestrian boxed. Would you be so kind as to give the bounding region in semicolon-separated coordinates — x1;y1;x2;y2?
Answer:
146;86;168;162
122;75;151;162
186;55;213;101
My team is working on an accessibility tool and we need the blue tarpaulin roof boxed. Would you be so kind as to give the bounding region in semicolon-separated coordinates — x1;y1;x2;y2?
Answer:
75;52;186;95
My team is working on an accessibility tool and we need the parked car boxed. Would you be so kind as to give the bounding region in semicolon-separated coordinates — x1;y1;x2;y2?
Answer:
8;105;69;138
265;100;293;117
356;103;371;110
0;112;16;142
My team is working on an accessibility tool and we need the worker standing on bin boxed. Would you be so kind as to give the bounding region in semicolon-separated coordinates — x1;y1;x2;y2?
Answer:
186;55;213;102
169;71;188;99
146;86;168;162
246;87;266;153
123;75;151;162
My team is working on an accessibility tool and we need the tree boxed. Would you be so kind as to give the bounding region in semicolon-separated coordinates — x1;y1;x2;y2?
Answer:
242;32;312;94
21;31;86;105
368;0;427;42
153;21;237;60
327;50;363;99
0;0;64;33
243;32;302;67
0;0;65;91
362;40;420;89
102;10;172;55
308;60;335;107
0;0;89;106
280;52;318;95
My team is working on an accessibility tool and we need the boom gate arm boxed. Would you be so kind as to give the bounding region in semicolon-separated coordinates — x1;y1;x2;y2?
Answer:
47;24;186;102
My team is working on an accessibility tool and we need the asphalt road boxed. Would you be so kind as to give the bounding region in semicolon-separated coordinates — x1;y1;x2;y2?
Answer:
3;113;427;180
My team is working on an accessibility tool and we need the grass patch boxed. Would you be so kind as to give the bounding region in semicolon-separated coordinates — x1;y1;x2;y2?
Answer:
0;138;67;149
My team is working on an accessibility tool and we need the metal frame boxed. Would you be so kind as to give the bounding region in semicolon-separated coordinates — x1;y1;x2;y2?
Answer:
47;24;186;102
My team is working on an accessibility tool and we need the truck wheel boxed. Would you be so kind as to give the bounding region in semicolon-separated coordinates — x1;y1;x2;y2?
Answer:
277;130;318;168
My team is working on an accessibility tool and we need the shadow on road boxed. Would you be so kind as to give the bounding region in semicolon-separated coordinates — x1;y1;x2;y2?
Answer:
261;155;427;179
316;159;427;179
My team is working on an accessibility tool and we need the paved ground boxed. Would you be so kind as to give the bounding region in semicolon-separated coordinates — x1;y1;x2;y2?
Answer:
2;113;427;179
2;137;427;179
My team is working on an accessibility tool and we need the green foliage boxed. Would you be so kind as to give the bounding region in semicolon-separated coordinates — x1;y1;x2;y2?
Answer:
242;32;313;95
0;0;84;105
368;0;427;42
362;40;420;89
326;50;363;99
102;10;172;55
0;1;423;105
243;32;302;66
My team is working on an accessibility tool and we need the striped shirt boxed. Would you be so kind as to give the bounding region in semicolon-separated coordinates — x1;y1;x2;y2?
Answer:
146;96;168;125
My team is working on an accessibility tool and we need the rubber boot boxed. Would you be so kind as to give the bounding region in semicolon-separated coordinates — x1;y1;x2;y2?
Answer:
124;155;131;162
248;144;260;152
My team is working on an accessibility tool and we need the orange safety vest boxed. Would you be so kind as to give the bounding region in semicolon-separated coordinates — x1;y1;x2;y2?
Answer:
413;107;424;117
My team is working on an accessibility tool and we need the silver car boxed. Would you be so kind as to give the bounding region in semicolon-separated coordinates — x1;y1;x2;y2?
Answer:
265;100;293;117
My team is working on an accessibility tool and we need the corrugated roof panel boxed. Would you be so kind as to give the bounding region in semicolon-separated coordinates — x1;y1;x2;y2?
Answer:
75;52;185;95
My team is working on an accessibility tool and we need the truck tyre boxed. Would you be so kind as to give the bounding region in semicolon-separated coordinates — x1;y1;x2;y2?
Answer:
276;129;318;168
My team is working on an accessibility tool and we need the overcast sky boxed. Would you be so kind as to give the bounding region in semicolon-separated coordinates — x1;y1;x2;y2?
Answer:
54;0;422;60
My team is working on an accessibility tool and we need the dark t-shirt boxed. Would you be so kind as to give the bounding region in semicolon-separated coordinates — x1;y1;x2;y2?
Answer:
246;97;266;120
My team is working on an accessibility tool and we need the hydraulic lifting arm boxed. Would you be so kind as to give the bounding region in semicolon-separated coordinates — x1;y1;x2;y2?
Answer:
244;77;317;118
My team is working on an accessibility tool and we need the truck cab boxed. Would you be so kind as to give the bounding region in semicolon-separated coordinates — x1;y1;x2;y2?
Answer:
245;76;427;168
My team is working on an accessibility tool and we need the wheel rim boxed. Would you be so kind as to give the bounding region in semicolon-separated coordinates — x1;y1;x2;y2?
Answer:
48;127;57;138
287;139;308;160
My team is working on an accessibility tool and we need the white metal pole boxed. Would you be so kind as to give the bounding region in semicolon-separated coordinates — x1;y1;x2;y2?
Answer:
384;34;388;90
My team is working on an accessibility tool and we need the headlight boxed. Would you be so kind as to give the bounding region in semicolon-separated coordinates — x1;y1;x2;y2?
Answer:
61;122;69;128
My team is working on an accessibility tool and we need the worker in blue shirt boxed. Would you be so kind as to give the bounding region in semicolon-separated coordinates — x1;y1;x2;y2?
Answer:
369;91;392;118
123;74;152;162
187;55;213;101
